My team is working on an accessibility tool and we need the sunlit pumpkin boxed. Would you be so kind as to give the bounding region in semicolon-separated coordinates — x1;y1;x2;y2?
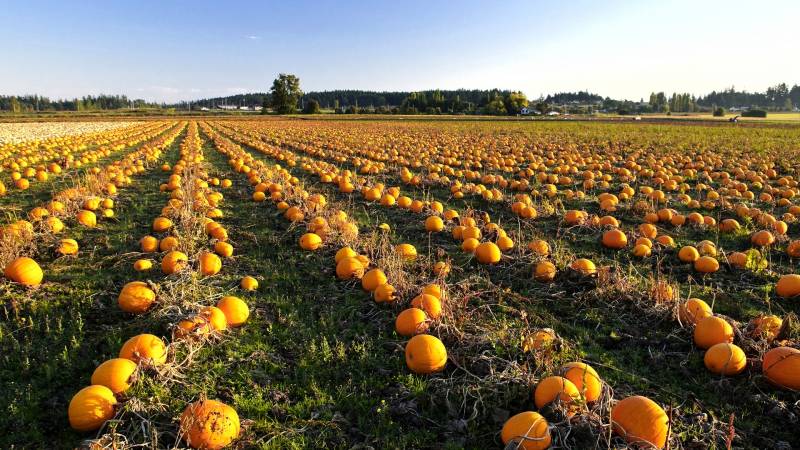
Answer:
405;334;447;374
180;400;240;450
68;385;117;432
611;396;669;449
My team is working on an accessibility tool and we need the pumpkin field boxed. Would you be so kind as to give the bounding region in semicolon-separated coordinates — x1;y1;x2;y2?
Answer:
2;117;800;449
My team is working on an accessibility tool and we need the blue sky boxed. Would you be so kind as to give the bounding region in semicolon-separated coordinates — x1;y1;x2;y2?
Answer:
1;0;798;102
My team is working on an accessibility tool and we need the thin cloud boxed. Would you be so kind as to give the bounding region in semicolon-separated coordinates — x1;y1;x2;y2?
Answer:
246;35;261;40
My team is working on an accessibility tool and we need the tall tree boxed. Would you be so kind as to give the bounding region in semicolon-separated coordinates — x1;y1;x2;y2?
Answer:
269;73;302;114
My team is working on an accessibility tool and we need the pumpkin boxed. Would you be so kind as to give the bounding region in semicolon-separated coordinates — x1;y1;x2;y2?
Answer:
162;250;188;275
405;334;447;374
678;246;700;263
632;243;652;258
728;251;747;269
560;362;602;403
410;293;442;319
475;242;501;264
395;308;429;337
134;259;153;272
500;411;551;450
76;210;97;228
3;256;43;286
119;333;167;365
240;276;258;291
704;343;747;375
361;268;387;292
694;256;719;273
534;261;557;282
678;298;712;325
602;229;627;249
762;346;800;390
497;235;514;251
199;306;228;331
299;232;322;250
152;216;173;232
533;376;580;414
528;239;550;256
118;281;156;314
421;284;442;300
750;315;783;341
611;396;669;449
335;246;358;263
180;400;240;450
424;216;444;232
373;283;397;302
570;258;596;275
522;329;556;352
198;251;222;276
216;296;249;327
461;237;480;253
68;385;117;432
395;243;417;261
176;316;212;339
140;235;159;253
57;238;79;255
159;236;180;252
45;216;65;233
776;274;800;298
751;230;775;247
694;316;734;349
91;358;138;394
212;241;233;258
336;256;365;280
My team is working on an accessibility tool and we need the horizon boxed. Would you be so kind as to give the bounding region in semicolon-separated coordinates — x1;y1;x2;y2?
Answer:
2;0;799;103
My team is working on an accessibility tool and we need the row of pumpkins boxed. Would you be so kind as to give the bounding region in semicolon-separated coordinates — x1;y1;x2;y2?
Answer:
0;122;169;193
220;119;800;226
1;124;188;287
66;124;251;450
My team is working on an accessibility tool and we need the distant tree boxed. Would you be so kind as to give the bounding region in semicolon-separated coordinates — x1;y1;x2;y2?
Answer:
10;96;21;113
485;98;507;115
504;91;528;115
713;107;725;117
302;99;321;114
270;73;302;114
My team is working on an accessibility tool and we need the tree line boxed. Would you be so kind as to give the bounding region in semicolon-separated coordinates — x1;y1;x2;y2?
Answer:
0;94;155;112
3;79;798;115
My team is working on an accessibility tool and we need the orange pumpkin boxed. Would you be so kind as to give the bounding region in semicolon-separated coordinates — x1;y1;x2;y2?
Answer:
762;346;800;390
119;333;167;365
405;334;447;374
180;400;240;450
611;396;669;449
68;385;117;432
500;411;551;450
91;358;138;394
118;281;156;314
395;308;429;337
3;256;43;286
704;343;747;375
693;316;734;349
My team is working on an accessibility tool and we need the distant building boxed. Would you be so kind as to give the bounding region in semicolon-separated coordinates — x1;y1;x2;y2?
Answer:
547;111;560;116
200;107;210;111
